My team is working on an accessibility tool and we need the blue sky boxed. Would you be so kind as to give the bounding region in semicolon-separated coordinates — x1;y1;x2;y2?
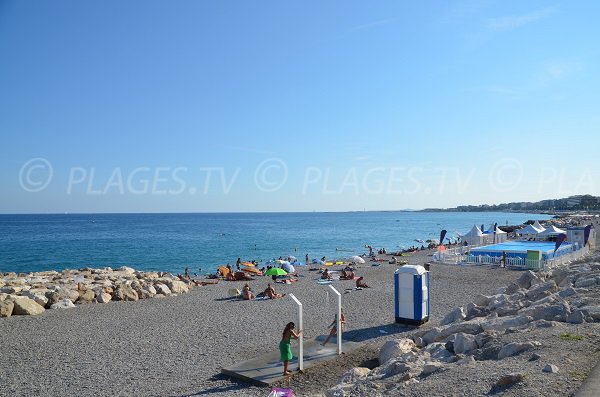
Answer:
1;0;599;213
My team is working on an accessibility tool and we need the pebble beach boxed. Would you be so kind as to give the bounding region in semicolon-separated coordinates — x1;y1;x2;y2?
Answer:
0;248;541;397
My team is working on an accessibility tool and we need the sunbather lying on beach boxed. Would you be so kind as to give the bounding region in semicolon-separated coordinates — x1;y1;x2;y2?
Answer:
242;284;254;300
233;271;253;281
321;269;333;280
264;283;285;299
356;276;370;288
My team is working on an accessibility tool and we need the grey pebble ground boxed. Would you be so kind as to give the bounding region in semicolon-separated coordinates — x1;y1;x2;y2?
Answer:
0;250;547;397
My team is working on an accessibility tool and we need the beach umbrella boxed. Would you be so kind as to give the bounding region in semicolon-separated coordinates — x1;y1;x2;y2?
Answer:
287;255;297;261
242;261;255;267
350;256;365;264
264;268;288;276
282;263;295;273
242;266;261;274
291;261;306;266
313;259;325;265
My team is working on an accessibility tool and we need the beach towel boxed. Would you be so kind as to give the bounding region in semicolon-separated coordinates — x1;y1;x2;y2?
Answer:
269;388;294;397
317;280;333;285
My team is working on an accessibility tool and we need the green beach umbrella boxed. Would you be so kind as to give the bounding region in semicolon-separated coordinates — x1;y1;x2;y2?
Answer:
264;268;288;276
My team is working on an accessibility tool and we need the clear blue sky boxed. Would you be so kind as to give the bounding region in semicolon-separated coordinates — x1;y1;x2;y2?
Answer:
1;0;599;213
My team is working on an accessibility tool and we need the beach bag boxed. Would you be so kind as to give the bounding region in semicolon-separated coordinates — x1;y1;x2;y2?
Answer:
268;388;293;397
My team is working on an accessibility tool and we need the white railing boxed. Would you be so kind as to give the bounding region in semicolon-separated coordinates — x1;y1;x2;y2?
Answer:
435;244;591;271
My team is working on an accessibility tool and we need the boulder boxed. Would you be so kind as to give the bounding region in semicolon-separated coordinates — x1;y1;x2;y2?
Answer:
575;277;599;288
454;333;478;355
77;289;95;304
543;364;559;373
473;294;491;307
379;338;416;365
168;280;189;294
579;306;600;321
495;373;525;387
154;283;171;296
439;320;483;339
480;315;532;332
440;307;466;326
95;290;112;303
338;367;370;384
558;287;577;298
423;342;455;363
526;280;558;302
117;266;136;274
0;300;14;317
112;284;139;301
516;271;540;289
520;303;569;322
50;299;76;309
498;341;540;359
421;327;442;345
326;383;355;397
46;288;79;305
421;362;444;376
566;309;586;324
21;290;49;307
12;297;45;316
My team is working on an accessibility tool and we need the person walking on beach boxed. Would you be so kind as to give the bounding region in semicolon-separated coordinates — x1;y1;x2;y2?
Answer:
322;310;346;346
280;322;302;376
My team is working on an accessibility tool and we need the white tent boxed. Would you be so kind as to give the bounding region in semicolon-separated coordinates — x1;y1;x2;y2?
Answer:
538;225;566;237
493;225;508;243
462;225;485;246
533;220;546;232
518;224;542;238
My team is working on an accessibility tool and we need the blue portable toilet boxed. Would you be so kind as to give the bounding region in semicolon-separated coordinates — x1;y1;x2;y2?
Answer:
394;265;430;325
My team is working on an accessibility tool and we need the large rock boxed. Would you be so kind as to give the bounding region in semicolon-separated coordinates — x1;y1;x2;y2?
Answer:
50;299;76;309
498;341;540;359
520;303;570;322
112;284;139;301
526;280;558;302
21;290;49;307
574;277;599;288
421;361;445;376
516;271;540;289
46;288;79;305
167;280;189;294
440;307;466;326
154;283;171;296
338;367;370;384
439;320;483;339
421;327;442;345
454;332;478;355
77;289;96;304
566;309;586;324
12;297;45;316
423;342;455;363
480;315;533;332
95;289;112;304
543;364;559;373
0;300;14;317
379;338;416;365
473;294;491;307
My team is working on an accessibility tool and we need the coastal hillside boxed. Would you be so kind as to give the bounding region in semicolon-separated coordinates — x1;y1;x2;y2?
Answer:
424;195;600;213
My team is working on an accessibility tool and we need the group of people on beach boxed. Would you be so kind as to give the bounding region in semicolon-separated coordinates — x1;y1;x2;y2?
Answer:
241;283;285;300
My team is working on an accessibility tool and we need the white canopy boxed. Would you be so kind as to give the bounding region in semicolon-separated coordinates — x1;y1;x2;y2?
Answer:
533;220;546;232
463;224;483;237
538;225;566;236
495;226;507;234
518;224;541;235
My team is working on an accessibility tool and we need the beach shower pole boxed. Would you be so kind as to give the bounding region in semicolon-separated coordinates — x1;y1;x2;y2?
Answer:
289;293;304;371
328;285;342;355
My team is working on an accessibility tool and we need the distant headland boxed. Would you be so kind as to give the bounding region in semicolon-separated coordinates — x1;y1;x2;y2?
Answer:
422;194;600;213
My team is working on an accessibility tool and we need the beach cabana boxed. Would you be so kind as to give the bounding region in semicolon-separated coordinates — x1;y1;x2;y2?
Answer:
538;225;566;237
462;225;485;246
492;225;508;243
517;224;541;239
533;220;546;233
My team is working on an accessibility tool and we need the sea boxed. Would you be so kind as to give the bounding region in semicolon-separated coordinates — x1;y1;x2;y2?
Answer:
0;212;552;275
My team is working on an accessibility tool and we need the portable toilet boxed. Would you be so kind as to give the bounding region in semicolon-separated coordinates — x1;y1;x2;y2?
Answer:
394;265;430;325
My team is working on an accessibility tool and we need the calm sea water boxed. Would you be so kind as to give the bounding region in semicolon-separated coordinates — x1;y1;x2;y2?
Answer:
0;212;552;275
